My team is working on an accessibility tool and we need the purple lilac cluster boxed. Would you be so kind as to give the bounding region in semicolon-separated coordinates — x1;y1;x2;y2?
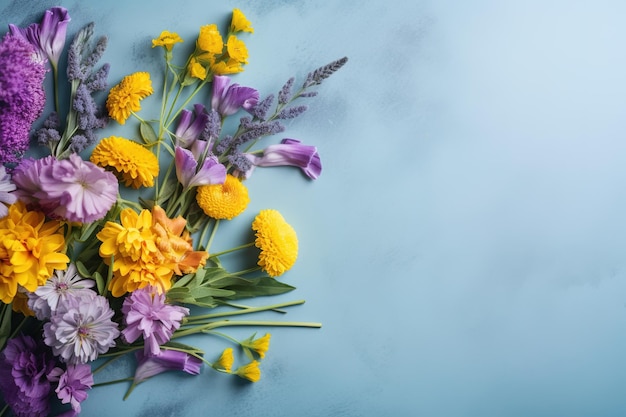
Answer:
0;34;46;165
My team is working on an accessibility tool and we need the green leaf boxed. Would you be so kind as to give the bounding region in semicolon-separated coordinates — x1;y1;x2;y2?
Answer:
188;287;235;299
221;276;296;299
75;261;91;278
139;121;158;144
0;304;12;350
94;271;105;295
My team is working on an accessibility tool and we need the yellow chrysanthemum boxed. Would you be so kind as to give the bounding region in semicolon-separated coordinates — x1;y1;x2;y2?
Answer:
251;210;298;277
243;333;271;359
230;9;254;34
235;360;261;382
213;348;234;373
96;206;207;297
90;136;159;189
196;174;250;220
226;35;248;64
188;58;207;80
106;72;153;124
197;24;223;54
152;30;183;51
0;202;69;304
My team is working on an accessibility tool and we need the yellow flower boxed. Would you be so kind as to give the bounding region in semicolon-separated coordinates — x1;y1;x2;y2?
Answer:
235;360;261;382
213;348;234;372
12;290;34;316
242;333;271;359
152;30;183;51
106;72;153;124
251;210;298;277
0;202;68;304
196;174;250;220
230;9;254;34
226;35;248;64
210;58;244;75
96;206;207;297
90;136;159;189
197;24;223;54
188;58;207;80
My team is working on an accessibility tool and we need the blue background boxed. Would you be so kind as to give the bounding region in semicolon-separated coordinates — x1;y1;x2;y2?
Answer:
3;0;626;416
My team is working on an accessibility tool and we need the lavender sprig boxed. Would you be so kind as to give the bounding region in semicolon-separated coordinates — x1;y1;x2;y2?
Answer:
302;56;348;88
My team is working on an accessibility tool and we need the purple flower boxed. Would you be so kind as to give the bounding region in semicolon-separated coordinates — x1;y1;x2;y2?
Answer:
43;292;120;364
0;166;17;218
174;146;226;190
13;154;119;223
48;364;93;414
0;34;46;165
9;6;71;68
134;349;202;384
246;138;322;179
0;334;56;417
28;264;96;321
175;104;209;148
122;286;189;356
211;75;259;117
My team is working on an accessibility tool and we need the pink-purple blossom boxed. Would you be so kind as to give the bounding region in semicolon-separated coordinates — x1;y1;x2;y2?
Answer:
211;75;259;117
134;349;202;384
175;103;209;148
0;166;17;218
12;153;119;223
43;292;120;364
9;6;71;68
0;334;57;417
122;286;189;356
245;138;322;179
174;145;226;190
0;34;46;165
48;363;93;414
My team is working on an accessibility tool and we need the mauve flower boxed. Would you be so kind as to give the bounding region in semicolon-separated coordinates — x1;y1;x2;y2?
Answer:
211;75;259;117
246;138;322;179
0;166;17;218
122;286;189;356
9;6;71;68
175;146;226;190
134;349;202;384
175;104;209;148
28;264;96;320
0;334;56;417
43;292;120;364
0;34;46;165
48;363;93;414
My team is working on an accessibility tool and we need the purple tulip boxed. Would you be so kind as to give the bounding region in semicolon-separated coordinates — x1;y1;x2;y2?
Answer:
175;146;226;190
174;104;209;148
211;75;259;117
134;349;202;384
247;138;322;179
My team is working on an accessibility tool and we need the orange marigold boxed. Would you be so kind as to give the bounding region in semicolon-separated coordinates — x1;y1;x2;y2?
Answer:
106;72;153;124
90;136;159;188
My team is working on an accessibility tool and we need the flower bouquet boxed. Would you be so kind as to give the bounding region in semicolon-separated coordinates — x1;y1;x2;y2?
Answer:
0;6;346;416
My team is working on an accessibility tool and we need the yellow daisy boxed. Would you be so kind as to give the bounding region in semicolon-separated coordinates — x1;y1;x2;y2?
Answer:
230;9;254;34
251;209;298;277
152;30;183;51
106;72;153;124
90;136;159;188
196;174;250;220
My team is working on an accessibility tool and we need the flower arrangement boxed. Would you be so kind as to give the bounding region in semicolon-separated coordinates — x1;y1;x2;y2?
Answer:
0;6;346;416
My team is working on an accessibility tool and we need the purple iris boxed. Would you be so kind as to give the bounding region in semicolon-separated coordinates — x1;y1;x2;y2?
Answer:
175;146;226;190
133;349;202;384
246;138;322;179
211;75;259;117
174;104;209;148
9;6;71;68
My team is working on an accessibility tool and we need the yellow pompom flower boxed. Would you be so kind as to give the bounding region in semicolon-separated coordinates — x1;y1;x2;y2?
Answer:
235;360;261;382
197;24;224;54
251;210;298;277
196;174;250;220
242;333;271;359
0;202;69;304
213;348;234;373
90;136;159;189
226;35;248;64
152;30;183;51
230;9;254;34
96;206;208;297
106;72;153;124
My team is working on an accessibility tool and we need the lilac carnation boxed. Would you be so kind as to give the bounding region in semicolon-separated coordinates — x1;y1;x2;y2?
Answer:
134;349;202;384
0;34;46;165
122;286;189;356
48;364;93;414
0;334;57;417
43;292;120;364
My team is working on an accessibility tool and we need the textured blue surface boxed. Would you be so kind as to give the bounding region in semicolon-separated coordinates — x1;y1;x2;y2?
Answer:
3;0;626;416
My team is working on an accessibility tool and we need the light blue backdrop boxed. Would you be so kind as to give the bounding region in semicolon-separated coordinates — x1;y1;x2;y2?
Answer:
2;0;626;416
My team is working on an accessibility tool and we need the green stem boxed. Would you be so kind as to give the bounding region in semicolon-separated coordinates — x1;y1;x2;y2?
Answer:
205;219;220;251
185;300;306;322
209;241;254;258
173;319;321;339
230;266;261;276
92;377;134;388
